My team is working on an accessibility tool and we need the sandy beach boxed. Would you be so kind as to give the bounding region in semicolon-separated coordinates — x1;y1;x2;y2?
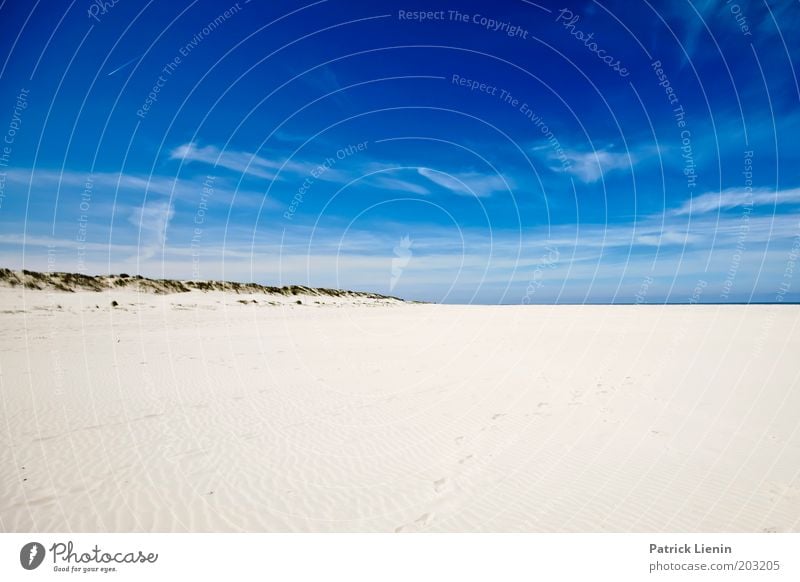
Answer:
1;278;799;533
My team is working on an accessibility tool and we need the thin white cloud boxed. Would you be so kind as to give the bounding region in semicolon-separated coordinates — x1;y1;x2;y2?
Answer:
672;187;800;216
172;143;514;199
170;142;356;184
170;142;279;180
417;167;510;197
368;175;430;195
556;149;636;183
129;201;174;260
6;211;800;302
6;167;193;198
4;166;278;210
636;231;703;246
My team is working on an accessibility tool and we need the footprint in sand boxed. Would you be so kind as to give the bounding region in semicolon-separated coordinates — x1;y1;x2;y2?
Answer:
433;478;451;493
395;512;435;533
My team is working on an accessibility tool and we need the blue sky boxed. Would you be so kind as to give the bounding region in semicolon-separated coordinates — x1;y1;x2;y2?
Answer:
0;0;799;303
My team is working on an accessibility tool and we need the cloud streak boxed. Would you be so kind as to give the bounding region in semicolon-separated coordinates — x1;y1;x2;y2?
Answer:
672;187;800;216
555;148;637;183
129;201;174;260
170;142;354;184
416;167;511;197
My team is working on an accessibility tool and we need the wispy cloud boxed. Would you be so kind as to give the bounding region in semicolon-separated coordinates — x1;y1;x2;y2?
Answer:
171;142;515;199
368;175;430;195
129;201;174;260
556;148;637;183
5;209;799;302
6;167;193;198
170;142;279;180
636;231;703;246
673;0;718;66
4;166;277;210
672;187;800;216
170;142;354;183
416;167;510;197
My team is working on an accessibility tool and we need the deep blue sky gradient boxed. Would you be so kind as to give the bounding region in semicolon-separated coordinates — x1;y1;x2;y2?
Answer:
0;0;799;303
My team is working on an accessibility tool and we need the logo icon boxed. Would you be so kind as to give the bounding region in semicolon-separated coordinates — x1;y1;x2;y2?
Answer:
20;542;46;570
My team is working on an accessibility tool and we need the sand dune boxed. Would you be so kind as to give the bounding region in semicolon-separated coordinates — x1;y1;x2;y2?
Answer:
1;273;799;532
0;268;403;301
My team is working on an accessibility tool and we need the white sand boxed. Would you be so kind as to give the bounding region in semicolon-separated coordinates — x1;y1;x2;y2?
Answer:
1;287;799;532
